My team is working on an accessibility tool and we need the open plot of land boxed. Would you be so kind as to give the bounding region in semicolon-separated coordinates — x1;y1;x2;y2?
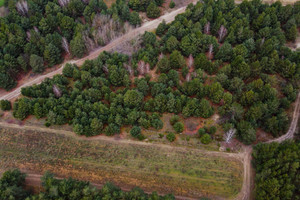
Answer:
0;126;243;199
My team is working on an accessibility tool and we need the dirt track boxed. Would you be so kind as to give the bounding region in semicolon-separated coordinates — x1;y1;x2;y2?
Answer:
0;2;197;101
267;91;300;143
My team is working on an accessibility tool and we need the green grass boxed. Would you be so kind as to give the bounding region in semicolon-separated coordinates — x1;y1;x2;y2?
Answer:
0;0;4;7
0;127;243;199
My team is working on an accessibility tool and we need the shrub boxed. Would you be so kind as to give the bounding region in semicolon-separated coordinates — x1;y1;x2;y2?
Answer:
169;1;175;8
209;126;217;134
170;115;180;125
146;2;160;19
130;126;141;138
200;134;212;144
0;100;11;111
173;122;184;133
166;132;176;142
198;128;206;137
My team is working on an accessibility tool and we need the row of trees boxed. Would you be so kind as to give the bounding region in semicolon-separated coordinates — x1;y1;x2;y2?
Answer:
0;169;175;200
0;0;142;90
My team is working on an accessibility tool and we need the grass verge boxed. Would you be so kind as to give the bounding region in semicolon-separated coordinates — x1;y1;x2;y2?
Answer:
0;127;243;199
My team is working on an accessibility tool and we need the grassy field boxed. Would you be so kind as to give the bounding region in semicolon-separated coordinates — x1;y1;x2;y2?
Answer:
0;126;243;199
0;0;4;7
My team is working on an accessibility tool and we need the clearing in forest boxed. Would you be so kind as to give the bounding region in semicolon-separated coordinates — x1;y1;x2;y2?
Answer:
0;126;243;199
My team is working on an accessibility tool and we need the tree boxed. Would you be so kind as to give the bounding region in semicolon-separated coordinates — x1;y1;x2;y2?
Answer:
13;98;32;120
215;42;233;62
166;132;176;142
200;134;212;144
157;56;170;73
237;120;256;145
30;54;44;73
146;2;160;19
130;126;141;138
44;43;61;67
156;20;168;37
170;115;180;125
166;36;179;52
173;122;184;133
124;90;143;108
70;34;87;58
169;50;186;69
169;1;175;8
0;100;11;111
129;11;141;27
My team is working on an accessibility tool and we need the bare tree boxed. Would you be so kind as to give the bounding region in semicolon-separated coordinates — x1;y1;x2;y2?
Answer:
224;128;236;143
159;53;164;60
218;25;227;42
188;54;194;69
16;0;28;16
124;64;134;76
82;31;96;52
186;73;191;82
33;26;39;33
58;0;70;7
137;60;145;75
62;37;70;54
260;37;265;47
208;44;213;59
26;31;31;41
53;85;62;98
92;15;133;47
103;65;108;74
204;22;210;34
145;63;150;74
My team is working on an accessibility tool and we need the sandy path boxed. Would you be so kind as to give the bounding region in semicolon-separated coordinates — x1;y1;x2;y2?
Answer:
0;2;197;101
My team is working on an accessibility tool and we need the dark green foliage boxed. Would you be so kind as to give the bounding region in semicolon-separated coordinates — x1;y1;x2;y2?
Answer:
0;170;174;200
200;134;212;144
173;122;184;133
70;34;87;58
146;2;161;19
130;126;142;138
198;128;206;137
129;11;141;26
236;120;256;145
169;1;175;8
253;142;300;200
0;100;11;111
30;54;44;73
170;115;180;125
0;169;30;200
166;132;176;142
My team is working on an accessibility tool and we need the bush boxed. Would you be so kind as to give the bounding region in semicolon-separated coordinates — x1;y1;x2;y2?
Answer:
198;128;206;137
129;11;141;26
146;2;160;19
0;100;11;111
130;126;141;138
169;1;175;8
173;122;184;133
170;115;180;125
208;126;217;135
166;132;176;142
200;134;212;144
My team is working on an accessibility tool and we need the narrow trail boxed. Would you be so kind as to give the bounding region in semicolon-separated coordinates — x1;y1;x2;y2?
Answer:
266;91;300;143
0;1;197;101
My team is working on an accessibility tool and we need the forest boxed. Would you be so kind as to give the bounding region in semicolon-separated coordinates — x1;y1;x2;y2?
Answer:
6;0;300;145
252;141;300;200
0;169;176;199
0;0;165;90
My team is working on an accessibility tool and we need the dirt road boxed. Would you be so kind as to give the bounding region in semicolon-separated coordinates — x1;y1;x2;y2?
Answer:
267;91;300;143
0;2;197;101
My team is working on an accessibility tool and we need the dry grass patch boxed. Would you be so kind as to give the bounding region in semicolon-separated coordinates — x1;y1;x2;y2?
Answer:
0;127;243;199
